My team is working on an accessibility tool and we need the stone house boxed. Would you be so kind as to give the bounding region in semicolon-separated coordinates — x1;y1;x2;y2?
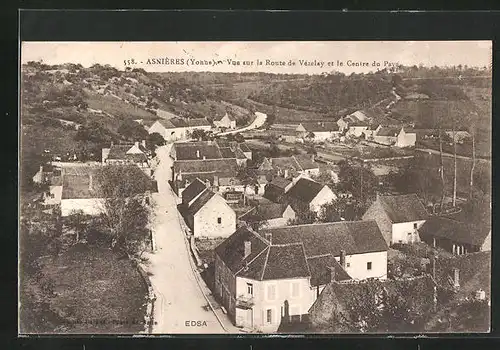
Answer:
183;184;236;238
214;220;387;332
362;193;429;246
239;202;296;228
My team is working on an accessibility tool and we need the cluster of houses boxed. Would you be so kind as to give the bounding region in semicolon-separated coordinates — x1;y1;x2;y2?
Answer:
146;111;239;142
165;137;490;332
32;140;155;217
282;110;418;148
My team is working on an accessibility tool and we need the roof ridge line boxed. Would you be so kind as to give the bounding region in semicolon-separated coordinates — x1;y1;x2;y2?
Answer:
260;246;271;281
235;243;269;276
300;241;312;278
264;220;371;230
306;253;333;259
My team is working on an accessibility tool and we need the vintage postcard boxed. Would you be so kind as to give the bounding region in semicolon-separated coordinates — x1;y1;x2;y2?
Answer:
19;41;491;335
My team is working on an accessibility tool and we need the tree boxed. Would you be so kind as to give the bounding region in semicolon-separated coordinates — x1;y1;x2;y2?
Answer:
338;161;378;203
288;202;316;225
64;209;88;243
93;165;153;255
146;132;165;149
190;129;207;141
318;199;345;223
117;119;149;141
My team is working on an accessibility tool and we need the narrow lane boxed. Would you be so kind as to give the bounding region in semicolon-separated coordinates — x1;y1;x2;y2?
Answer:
142;144;225;334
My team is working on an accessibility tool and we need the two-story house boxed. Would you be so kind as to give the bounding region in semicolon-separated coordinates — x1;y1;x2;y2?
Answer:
362;193;429;246
182;181;236;238
214;220;387;332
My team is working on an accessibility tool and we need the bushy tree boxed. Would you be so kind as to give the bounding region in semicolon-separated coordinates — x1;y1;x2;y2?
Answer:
94;165;153;255
117;119;149;141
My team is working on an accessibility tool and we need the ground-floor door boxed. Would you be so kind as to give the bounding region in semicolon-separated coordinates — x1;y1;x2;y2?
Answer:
246;308;253;328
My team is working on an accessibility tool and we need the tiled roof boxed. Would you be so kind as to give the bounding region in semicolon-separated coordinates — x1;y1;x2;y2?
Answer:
261;221;388;257
293;155;319;171
307;254;351;287
261;243;310;280
378;194;429;223
173;142;222;160
186;118;211;127
107;144;147;162
270;176;292;190
264;182;287;203
215;226;269;275
240;203;290;221
271;157;301;171
216;225;354;283
239;143;251;152
219;147;236;158
181;178;207;204
61;174;100;199
419;216;491;246
376;126;402;137
173;158;238;176
187;189;215;216
300;121;340;132
286;178;325;204
158;117;211;128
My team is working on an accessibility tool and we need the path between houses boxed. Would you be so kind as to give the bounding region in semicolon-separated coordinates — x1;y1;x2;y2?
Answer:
141;144;238;334
217;111;267;136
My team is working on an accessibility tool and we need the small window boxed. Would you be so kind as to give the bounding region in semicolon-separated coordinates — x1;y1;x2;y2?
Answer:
408;232;412;236
291;282;300;298
346;262;350;268
266;309;272;323
267;284;276;300
367;262;372;270
247;283;253;296
413;223;418;229
217;217;222;224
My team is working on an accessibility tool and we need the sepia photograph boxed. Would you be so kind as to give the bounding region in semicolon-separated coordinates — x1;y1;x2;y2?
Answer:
19;41;491;335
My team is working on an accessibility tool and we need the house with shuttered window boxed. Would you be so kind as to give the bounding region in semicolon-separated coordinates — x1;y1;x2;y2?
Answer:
214;220;387;332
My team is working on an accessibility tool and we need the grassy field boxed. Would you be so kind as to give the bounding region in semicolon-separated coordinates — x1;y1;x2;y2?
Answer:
85;91;157;120
41;244;148;333
415;152;491;197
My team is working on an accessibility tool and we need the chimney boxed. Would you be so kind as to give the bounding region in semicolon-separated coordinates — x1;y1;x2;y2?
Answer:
111;141;114;147
39;165;43;174
135;141;139;148
89;174;93;191
329;266;336;282
339;250;346;269
265;233;272;245
141;140;146;148
196;150;200;158
205;179;211;188
453;268;460;289
214;175;219;186
244;241;251;258
284;169;289;178
203;155;206;160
